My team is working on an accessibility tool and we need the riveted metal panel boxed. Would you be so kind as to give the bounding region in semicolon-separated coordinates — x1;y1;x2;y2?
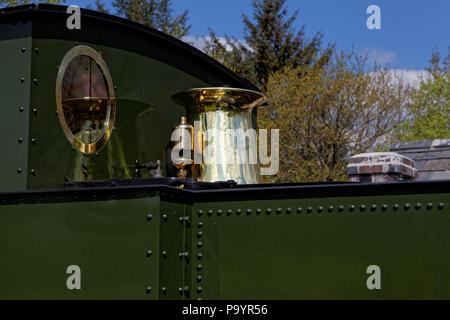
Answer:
27;38;208;191
0;196;160;299
159;201;192;299
191;194;450;299
0;24;32;192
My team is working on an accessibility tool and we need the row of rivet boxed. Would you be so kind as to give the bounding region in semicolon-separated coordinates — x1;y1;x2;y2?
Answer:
196;215;204;298
18;51;39;176
146;212;153;295
196;203;447;217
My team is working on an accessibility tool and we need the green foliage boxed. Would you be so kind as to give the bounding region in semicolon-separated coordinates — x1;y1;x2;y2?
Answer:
0;0;64;7
203;0;332;90
395;50;450;141
259;51;413;182
105;0;190;39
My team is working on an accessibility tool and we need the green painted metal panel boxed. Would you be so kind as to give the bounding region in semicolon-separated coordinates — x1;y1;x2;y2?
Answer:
26;38;209;191
0;196;160;299
190;194;450;299
0;29;32;192
159;201;191;299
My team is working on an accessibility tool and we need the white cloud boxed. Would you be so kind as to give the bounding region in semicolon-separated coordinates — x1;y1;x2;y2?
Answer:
182;35;250;53
182;35;208;51
363;47;397;65
388;69;429;88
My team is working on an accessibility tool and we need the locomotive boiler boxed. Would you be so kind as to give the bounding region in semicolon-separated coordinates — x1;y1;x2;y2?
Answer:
0;4;449;300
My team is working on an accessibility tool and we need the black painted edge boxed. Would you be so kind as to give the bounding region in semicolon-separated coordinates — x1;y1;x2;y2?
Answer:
0;179;449;206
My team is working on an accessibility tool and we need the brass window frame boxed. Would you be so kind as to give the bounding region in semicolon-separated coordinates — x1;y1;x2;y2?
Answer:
55;45;116;154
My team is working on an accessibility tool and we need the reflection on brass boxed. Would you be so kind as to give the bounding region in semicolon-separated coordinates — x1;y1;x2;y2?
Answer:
56;45;115;154
171;87;267;184
170;117;194;178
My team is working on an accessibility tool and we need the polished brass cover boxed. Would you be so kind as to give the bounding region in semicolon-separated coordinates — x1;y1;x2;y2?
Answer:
171;87;267;184
170;117;194;178
56;45;115;154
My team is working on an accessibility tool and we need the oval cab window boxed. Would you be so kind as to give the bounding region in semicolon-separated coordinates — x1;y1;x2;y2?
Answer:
56;45;115;154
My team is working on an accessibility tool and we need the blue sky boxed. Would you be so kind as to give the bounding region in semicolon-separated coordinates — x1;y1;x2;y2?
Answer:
74;0;449;71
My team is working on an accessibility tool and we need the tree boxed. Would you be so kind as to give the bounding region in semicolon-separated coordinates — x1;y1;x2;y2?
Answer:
203;0;332;90
395;49;450;141
0;0;64;7
87;0;109;14
258;50;413;182
107;0;190;39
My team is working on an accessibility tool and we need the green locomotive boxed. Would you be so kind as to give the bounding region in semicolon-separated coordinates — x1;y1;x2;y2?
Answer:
0;4;449;299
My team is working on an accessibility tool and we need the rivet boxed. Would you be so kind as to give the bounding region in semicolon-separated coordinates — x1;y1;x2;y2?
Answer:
17;168;22;174
393;204;399;211
226;209;232;215
266;208;272;215
317;206;323;213
30;169;35;175
31;138;36;144
415;203;422;210
33;78;38;85
404;203;410;210
21;47;26;53
20;77;25;83
197;231;203;237
426;203;433;210
246;209;252;215
349;205;355;212
338;205;344;212
146;286;152;294
207;210;213;216
382;204;388;211
307;207;313;213
18;138;23;143
197;286;202;293
147;213;152;221
328;206;334;213
197;264;202;271
162;286;166;293
198;222;203;228
217;209;222;216
162;250;167;257
32;108;37;114
197;242;203;248
146;250;152;257
236;209;242;215
286;207;292;214
360;205;366;212
197;275;202;282
34;47;39;54
371;204;377;211
197;253;203;259
179;216;184;223
19;106;24;112
296;207;302;214
276;208;282;214
198;210;203;216
438;203;445;210
162;214;168;220
256;208;262;215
